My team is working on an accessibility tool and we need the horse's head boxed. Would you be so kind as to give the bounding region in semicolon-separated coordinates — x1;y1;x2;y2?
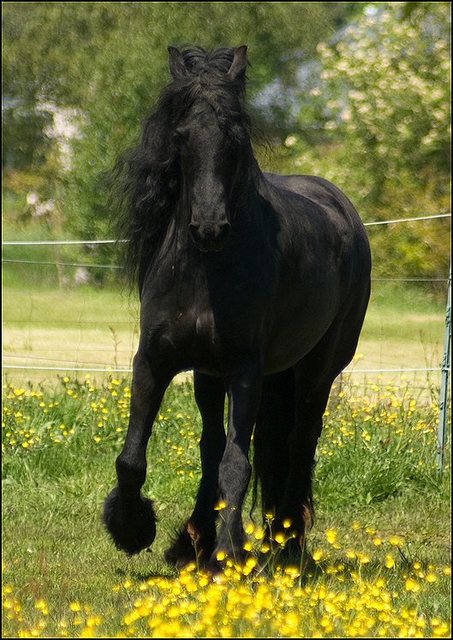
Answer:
168;45;249;253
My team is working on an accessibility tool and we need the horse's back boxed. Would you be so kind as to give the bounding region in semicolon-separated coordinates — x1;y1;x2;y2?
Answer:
263;172;371;275
264;172;361;223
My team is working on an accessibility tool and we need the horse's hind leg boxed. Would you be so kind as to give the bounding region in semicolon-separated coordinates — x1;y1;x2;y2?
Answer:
274;298;369;557
273;371;333;556
165;372;226;568
254;367;330;560
254;368;295;529
103;350;171;555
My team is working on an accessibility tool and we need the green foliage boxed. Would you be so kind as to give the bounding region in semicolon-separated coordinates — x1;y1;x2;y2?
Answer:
3;2;450;282
2;103;53;169
3;2;342;105
269;1;451;280
305;2;450;199
3;2;345;247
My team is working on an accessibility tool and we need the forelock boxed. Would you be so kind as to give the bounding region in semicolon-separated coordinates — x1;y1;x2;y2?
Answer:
167;47;249;143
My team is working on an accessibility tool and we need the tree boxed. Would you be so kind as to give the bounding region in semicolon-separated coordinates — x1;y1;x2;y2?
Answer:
312;1;450;200
278;2;450;280
3;1;352;253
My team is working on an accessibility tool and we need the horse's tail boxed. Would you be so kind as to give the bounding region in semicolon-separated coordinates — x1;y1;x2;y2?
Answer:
252;368;295;523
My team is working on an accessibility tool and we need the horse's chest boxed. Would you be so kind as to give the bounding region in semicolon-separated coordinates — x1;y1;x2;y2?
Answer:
159;308;219;355
145;260;268;372
158;303;252;374
194;310;217;346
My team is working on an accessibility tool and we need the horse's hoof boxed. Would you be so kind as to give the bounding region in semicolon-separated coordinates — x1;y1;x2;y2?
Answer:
165;524;216;570
103;486;156;555
204;558;225;578
164;529;196;569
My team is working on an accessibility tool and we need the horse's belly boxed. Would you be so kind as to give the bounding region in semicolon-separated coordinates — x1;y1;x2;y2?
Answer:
263;305;336;374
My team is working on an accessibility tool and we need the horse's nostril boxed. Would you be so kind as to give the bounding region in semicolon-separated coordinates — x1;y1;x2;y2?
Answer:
189;221;231;251
218;223;231;243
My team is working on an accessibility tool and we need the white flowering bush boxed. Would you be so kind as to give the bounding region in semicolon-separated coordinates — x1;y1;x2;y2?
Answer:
272;3;451;279
314;2;450;199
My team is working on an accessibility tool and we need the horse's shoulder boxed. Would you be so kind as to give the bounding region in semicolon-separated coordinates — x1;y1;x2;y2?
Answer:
263;172;347;203
262;172;363;229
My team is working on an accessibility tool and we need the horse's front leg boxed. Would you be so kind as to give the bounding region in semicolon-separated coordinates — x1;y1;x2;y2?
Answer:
165;371;226;568
103;350;172;555
211;363;262;567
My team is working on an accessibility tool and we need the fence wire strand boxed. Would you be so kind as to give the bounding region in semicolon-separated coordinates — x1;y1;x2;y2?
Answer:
2;213;450;246
3;211;451;381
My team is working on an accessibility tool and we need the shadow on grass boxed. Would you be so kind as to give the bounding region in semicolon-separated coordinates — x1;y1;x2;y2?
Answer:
114;562;177;582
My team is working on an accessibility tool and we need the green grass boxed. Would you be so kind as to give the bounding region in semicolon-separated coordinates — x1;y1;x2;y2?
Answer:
2;214;451;635
2;376;451;637
3;283;138;328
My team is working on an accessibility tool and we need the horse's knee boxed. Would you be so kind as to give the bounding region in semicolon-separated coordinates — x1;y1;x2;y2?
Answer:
116;453;146;494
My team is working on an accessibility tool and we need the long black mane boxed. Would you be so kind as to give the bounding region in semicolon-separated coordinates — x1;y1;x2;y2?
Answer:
113;46;251;290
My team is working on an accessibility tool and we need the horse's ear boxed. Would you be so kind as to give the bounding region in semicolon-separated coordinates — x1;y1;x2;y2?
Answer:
168;46;187;79
227;45;248;81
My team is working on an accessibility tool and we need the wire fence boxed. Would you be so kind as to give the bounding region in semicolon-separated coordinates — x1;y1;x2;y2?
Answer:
3;211;451;470
2;212;451;247
2;212;451;379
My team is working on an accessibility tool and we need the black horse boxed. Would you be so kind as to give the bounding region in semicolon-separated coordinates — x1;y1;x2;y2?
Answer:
104;45;371;571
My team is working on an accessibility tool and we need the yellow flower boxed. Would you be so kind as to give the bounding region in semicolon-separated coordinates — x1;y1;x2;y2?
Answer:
313;549;324;562
254;527;265;540
405;577;421;592
69;601;81;612
326;528;337;545
385;554;395;569
357;553;371;565
214;500;227;511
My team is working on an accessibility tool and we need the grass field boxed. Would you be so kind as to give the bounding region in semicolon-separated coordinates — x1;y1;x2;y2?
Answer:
3;208;448;386
2;371;451;637
2;236;451;637
3;277;447;390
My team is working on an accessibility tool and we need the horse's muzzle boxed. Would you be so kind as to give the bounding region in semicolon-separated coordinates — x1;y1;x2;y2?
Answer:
189;221;231;252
